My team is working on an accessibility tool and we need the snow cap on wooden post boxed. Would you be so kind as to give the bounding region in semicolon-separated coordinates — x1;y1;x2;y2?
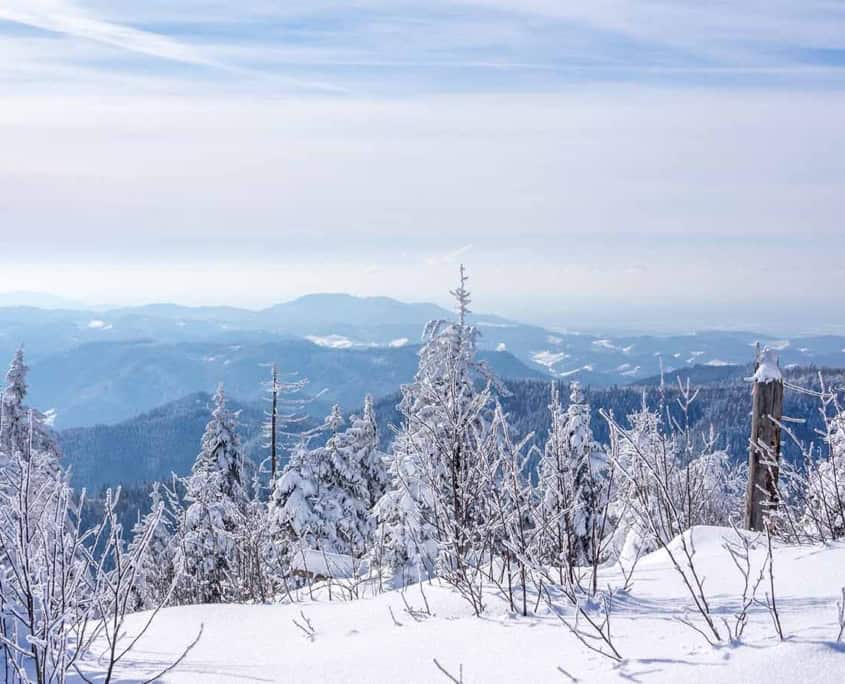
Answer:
751;348;783;384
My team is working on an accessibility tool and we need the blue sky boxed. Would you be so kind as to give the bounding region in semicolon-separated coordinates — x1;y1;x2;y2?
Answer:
0;1;844;333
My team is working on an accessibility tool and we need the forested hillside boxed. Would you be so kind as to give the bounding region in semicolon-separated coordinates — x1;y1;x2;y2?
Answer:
62;366;845;495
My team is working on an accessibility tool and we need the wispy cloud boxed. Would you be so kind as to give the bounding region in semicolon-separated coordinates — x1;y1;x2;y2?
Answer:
425;244;474;266
3;0;844;96
0;1;216;67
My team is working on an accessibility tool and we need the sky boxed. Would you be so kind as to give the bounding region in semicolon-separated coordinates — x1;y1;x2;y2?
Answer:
0;1;844;333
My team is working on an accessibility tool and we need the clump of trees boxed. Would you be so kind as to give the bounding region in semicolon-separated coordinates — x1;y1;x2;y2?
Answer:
0;349;198;684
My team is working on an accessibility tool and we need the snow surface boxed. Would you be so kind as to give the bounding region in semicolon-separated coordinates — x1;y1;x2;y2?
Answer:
86;319;112;330
559;364;594;377
306;334;357;349
290;549;364;578
75;526;845;683
306;335;409;349
532;350;568;368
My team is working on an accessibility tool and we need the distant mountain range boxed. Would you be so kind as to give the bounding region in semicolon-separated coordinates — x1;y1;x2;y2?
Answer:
1;293;844;428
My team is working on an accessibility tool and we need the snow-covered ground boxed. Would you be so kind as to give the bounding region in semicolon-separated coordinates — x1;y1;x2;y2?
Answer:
79;527;844;683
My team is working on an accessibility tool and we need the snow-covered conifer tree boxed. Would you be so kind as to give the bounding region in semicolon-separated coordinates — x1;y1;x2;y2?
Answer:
265;399;382;569
176;385;247;603
607;401;671;562
0;348;59;468
370;429;439;585
265;440;324;589
127;483;177;610
194;384;248;506
536;383;590;581
324;404;345;434
803;410;845;539
360;395;389;508
566;384;604;566
372;266;495;603
322;396;388;558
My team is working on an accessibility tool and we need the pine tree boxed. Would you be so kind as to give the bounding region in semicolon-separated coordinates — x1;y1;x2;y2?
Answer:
372;266;494;600
176;385;247;603
360;395;389;508
370;429;439;585
535;382;604;581
265;401;383;567
537;383;576;581
0;347;59;467
566;383;604;566
607;400;667;563
127;483;176;610
265;439;324;586
194;384;247;505
322;397;388;558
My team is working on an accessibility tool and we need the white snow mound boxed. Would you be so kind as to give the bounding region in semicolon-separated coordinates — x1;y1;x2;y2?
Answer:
79;526;845;683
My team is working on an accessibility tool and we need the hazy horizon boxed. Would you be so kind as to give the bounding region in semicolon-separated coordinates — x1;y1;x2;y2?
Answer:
0;286;842;338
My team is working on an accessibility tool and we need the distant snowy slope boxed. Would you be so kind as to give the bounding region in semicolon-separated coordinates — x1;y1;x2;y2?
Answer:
35;339;543;428
77;527;845;683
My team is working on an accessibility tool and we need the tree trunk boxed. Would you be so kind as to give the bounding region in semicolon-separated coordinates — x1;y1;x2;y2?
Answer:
270;365;278;481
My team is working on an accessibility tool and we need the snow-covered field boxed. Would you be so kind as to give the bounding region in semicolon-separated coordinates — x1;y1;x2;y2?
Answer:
77;527;845;683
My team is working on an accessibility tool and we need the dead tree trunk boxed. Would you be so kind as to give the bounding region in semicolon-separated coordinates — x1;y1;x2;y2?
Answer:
745;348;784;531
270;364;279;481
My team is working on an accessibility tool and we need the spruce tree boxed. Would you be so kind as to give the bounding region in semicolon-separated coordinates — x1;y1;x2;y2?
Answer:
0;347;59;467
177;385;246;603
323;397;388;558
565;383;603;566
537;382;603;578
267;441;323;556
127;483;176;610
372;266;494;595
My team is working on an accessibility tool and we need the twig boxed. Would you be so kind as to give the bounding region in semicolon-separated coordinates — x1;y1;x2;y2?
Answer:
292;611;316;642
433;658;463;683
556;665;579;682
140;624;204;684
388;606;403;628
764;528;784;640
401;591;430;622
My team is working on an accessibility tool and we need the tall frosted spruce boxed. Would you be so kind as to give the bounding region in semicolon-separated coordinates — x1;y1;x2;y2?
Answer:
0;347;60;468
324;396;388;558
372;265;495;604
177;384;247;603
537;382;603;581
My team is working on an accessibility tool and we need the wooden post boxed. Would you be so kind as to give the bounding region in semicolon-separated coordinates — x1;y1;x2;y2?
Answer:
745;348;784;531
